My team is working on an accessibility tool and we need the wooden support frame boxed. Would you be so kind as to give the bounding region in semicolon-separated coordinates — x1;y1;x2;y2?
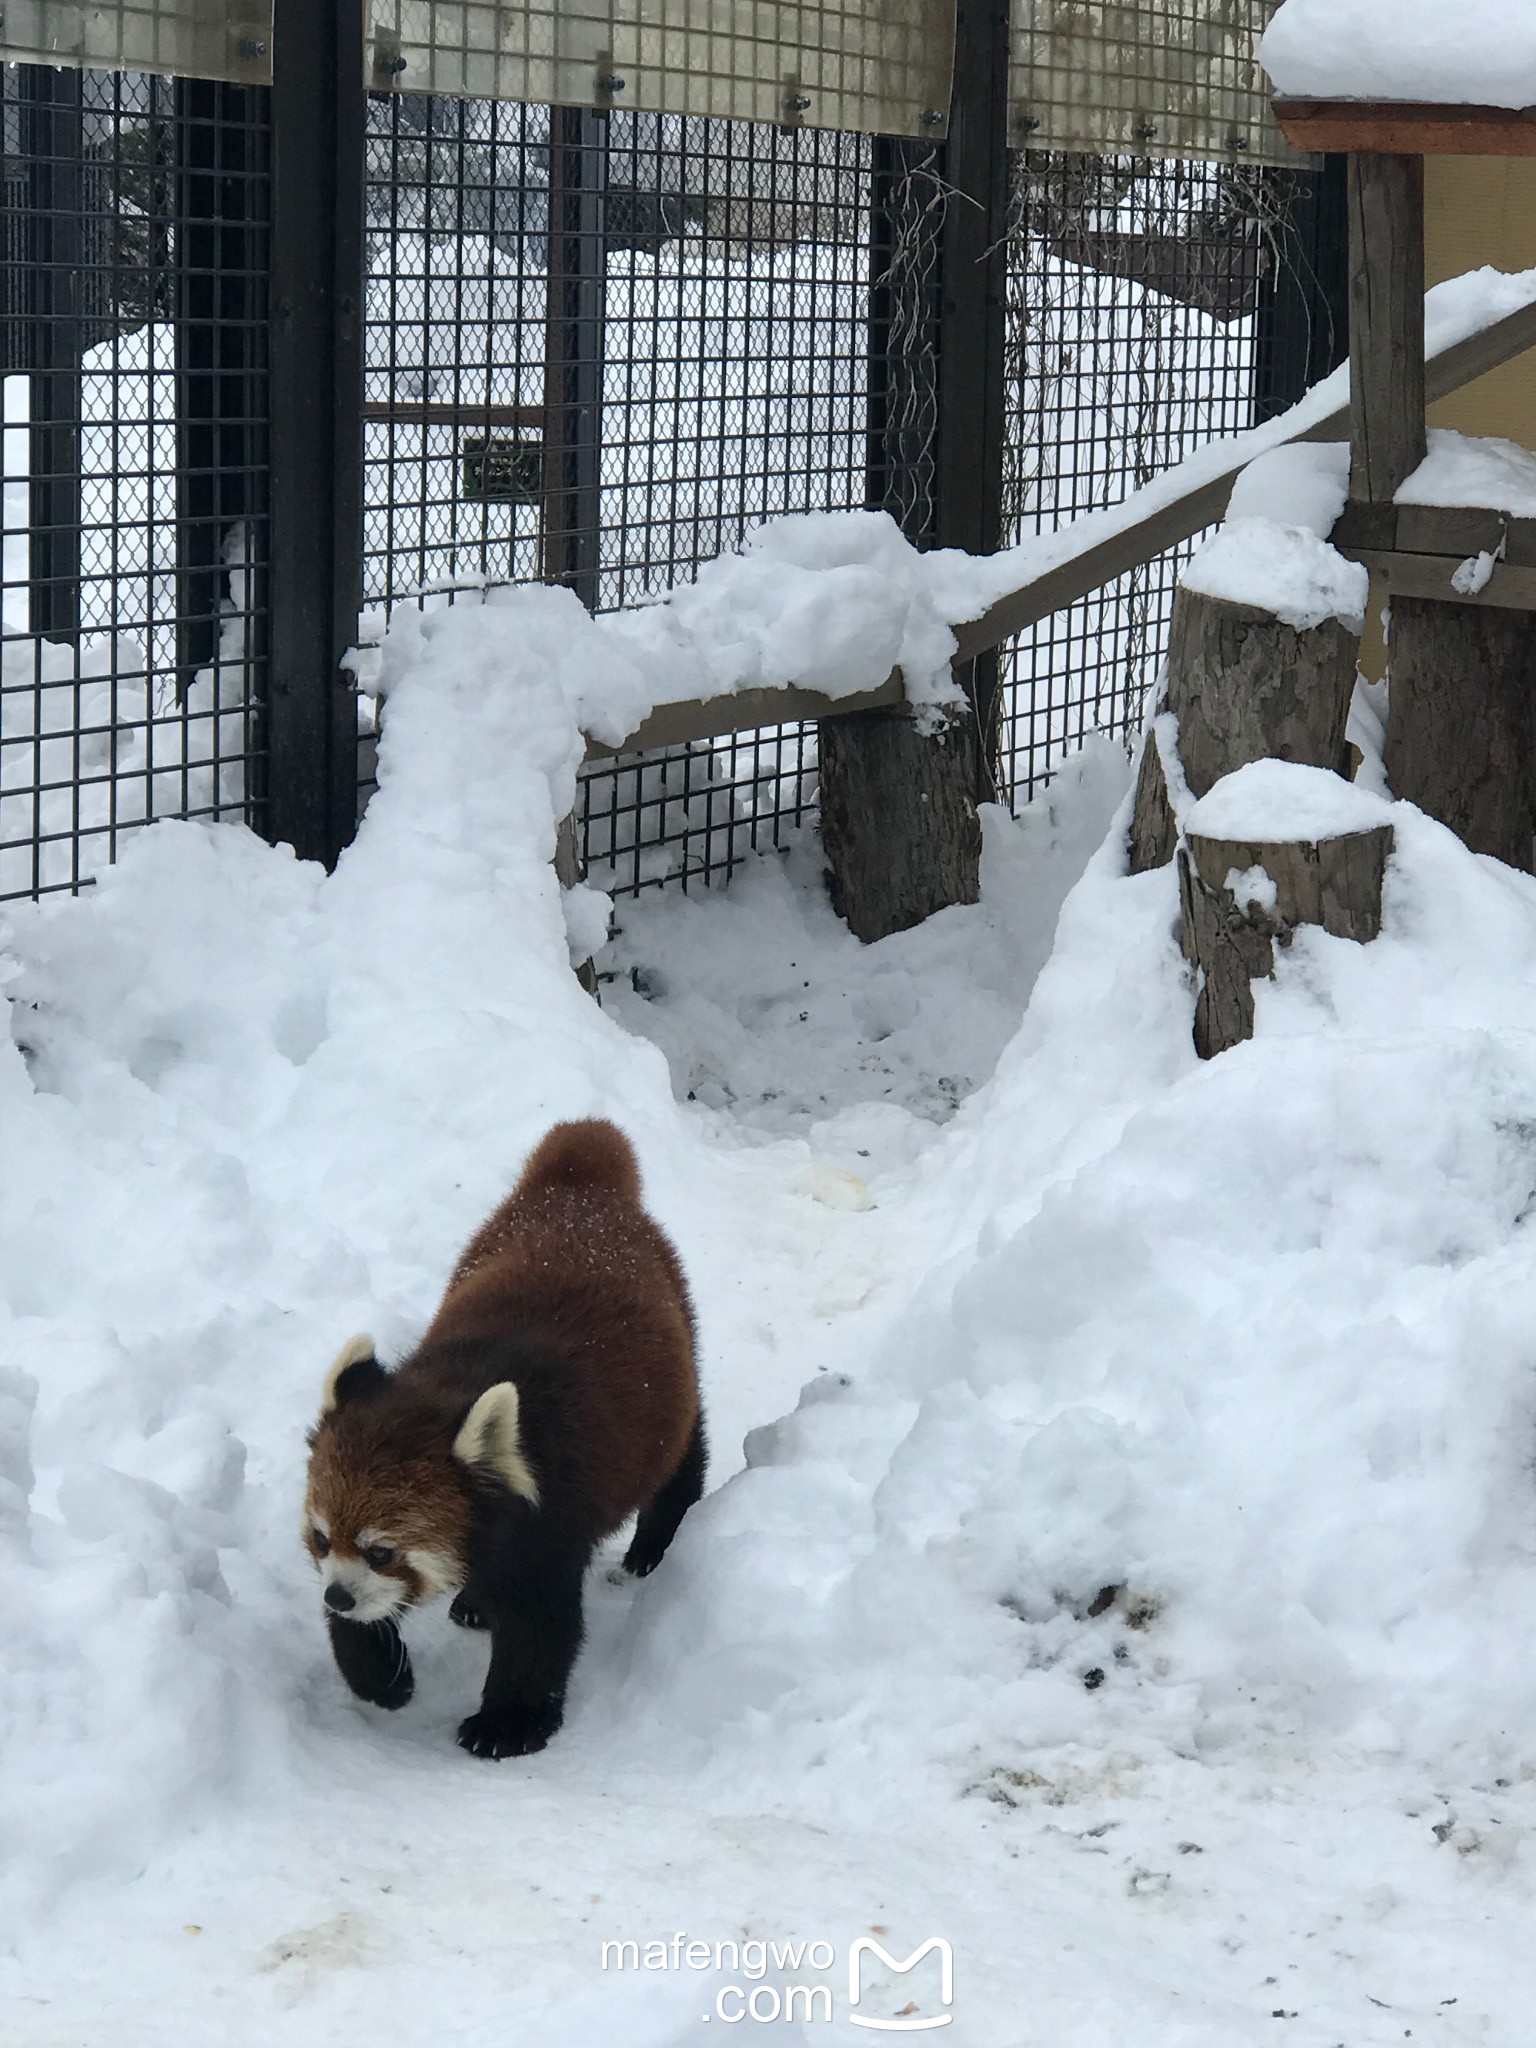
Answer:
1347;153;1425;517
1277;101;1536;158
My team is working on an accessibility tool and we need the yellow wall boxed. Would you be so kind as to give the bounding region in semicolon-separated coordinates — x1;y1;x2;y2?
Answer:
1425;156;1536;445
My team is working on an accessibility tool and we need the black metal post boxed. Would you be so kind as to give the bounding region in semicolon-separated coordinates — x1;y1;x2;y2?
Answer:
932;0;1010;795
1254;156;1350;422
22;65;83;644
267;0;365;866
174;77;268;690
541;106;605;608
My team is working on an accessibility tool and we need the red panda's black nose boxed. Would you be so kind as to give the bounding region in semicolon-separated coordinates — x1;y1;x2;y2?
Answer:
324;1583;356;1614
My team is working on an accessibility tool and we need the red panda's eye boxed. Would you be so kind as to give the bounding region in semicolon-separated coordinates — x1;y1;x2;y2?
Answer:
366;1544;395;1570
312;1530;330;1557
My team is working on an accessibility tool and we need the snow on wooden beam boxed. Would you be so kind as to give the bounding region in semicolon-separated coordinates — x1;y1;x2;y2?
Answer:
584;291;1536;763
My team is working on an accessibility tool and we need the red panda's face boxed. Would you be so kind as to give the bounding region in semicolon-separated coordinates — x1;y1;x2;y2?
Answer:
303;1338;471;1623
301;1491;464;1623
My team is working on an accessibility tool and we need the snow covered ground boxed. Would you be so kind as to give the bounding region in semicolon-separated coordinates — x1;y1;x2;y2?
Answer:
8;545;1536;2045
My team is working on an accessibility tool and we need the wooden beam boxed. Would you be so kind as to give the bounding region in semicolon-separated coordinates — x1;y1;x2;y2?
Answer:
1276;99;1536;157
1348;154;1426;510
582;675;907;759
583;289;1536;761
948;295;1536;661
1343;549;1536;611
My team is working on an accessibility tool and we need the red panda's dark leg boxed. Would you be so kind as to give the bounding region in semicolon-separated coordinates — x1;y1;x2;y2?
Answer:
327;1613;415;1710
456;1546;588;1759
622;1405;708;1578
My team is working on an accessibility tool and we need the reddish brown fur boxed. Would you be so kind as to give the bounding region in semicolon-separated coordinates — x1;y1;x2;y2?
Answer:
305;1116;697;1573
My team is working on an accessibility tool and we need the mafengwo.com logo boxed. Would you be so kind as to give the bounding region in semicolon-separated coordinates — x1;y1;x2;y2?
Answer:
599;1931;954;2029
849;1937;954;2031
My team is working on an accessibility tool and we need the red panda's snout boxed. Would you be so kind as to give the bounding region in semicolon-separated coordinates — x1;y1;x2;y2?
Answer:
303;1507;462;1624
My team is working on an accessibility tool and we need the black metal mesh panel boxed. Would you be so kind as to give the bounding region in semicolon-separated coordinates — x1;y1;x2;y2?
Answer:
361;95;874;892
0;65;269;902
585;115;870;897
361;90;548;607
998;151;1290;807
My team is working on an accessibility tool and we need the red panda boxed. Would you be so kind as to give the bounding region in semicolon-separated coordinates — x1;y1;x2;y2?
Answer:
303;1118;704;1758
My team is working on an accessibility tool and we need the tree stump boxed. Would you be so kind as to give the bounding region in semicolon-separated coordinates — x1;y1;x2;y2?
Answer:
1166;587;1361;803
1383;596;1536;872
554;812;600;996
1128;586;1361;873
1128;716;1183;876
819;706;982;943
1178;824;1393;1059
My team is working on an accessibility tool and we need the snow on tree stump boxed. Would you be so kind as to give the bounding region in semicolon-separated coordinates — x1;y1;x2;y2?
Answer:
1384;595;1536;873
1130;555;1365;874
819;705;982;944
1176;763;1394;1060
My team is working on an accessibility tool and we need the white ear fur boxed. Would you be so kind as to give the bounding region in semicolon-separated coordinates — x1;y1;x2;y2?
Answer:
321;1333;378;1414
452;1382;540;1506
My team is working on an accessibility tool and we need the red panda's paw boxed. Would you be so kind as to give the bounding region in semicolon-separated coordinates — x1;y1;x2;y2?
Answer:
327;1614;415;1710
456;1698;564;1759
448;1591;490;1631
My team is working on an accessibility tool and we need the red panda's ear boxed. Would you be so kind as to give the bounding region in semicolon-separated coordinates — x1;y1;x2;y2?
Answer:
320;1334;387;1415
452;1382;540;1505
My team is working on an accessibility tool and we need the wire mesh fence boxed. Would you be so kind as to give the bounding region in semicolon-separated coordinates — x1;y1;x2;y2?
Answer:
0;40;1325;908
998;150;1298;807
0;65;269;902
360;93;877;893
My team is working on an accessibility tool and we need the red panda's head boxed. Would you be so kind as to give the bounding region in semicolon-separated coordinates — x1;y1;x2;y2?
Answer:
302;1335;540;1623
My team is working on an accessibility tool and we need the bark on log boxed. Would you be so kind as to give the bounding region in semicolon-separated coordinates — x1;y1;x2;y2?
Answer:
1128;587;1361;871
819;706;982;943
554;812;600;996
1167;588;1360;803
1128;719;1180;876
1384;595;1536;872
1178;824;1393;1059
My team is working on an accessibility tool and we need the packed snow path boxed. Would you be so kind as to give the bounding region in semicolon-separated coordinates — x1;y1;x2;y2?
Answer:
6;574;1536;2043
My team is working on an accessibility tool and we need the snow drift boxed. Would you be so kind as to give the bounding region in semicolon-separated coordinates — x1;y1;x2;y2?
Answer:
6;519;1536;2039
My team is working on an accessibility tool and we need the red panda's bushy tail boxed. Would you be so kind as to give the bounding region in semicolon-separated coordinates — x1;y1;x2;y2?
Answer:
517;1119;642;1203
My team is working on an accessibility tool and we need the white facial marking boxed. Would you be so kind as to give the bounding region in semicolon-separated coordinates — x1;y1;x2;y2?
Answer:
320;1554;406;1624
406;1548;462;1598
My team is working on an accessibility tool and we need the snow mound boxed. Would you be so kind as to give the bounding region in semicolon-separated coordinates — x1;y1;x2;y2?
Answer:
8;554;1536;2035
1225;440;1350;538
614;795;1536;1798
1184;759;1393;841
1261;0;1536;108
1182;517;1368;632
1398;428;1536;517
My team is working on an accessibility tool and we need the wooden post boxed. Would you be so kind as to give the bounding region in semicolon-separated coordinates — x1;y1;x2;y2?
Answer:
1347;154;1426;525
821;0;1005;944
1179;824;1393;1059
818;709;982;943
1384;596;1536;870
1127;586;1361;871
